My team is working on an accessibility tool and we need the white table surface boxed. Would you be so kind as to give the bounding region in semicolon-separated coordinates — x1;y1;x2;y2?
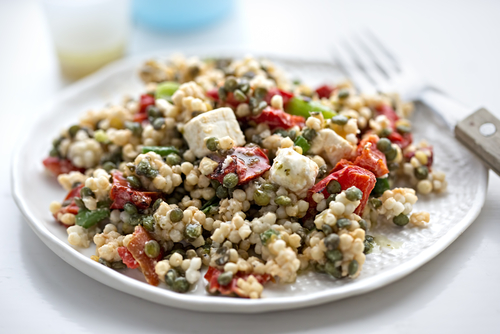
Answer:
1;0;499;333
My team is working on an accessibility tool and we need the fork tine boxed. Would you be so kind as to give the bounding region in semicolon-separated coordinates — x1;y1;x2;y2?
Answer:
362;30;401;72
331;44;376;94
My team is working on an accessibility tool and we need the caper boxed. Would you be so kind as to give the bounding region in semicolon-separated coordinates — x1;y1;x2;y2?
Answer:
152;117;165;130
385;146;398;161
302;128;317;141
144;240;160;258
49;148;59;157
331;115;348;125
254;101;267;114
102;161;116;173
325;194;336;206
224;76;238;92
111;261;127;270
126;175;142;189
216;185;228;199
185;223;202;239
358;219;368;231
345;186;363;201
98;258;112;268
274;195;292;206
288;129;297;141
205;137;219;152
74;197;86;210
253;189;270;206
260;229;278;246
166;153;181;166
326;249;343;262
147;105;163;119
414;166;429;180
261;183;277;191
165;269;178;287
348;260;359;276
218;86;227;101
142;215;155;232
388;162;400;172
217;271;233;286
152;198;163;211
338;89;350;99
379;127;393;138
125;121;142;137
376;138;392;153
393;213;409;226
327;180;342;195
68;125;80;137
322;224;333;236
325;262;343;278
129;214;142;226
136;159;152;176
122;222;134;234
254;87;268;100
124;203;138;215
80;186;95;198
223;173;238;189
173;277;190;293
210;179;221;189
215;253;229;266
324;233;340;250
239;83;250;94
170;208;184;222
369;197;382;209
233;89;246;102
336;218;351;229
274;129;288;137
396;125;411;134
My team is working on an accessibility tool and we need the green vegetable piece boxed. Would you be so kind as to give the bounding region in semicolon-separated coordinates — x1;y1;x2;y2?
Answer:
205;137;219;152
414;166;429;180
331;115;348;126
376;138;392;153
324;233;340;250
233;89;246;102
201;196;220;214
369;198;382;209
385;146;398;161
166;153;181;166
68;125;80;137
302;128;317;141
147;105;163;119
144;240;160;258
216;185;229;199
102;161;116;173
80;187;95;198
97;198;113;209
111;261;127;269
285;96;336;119
260;229;279;246
379;127;393;138
336;218;351;229
224;76;238;92
165;269;178;287
126;175;142;189
125;121;142;137
345;186;363;201
294;135;311;154
322;224;333;236
338;89;350;99
274;195;292;207
98;258;112;268
136;159;158;178
173;277;190;293
274;129;288;137
155;81;180;100
327;180;342;195
152;117;165;130
124;203;138;215
185;223;202;239
396;124;411;134
223;173;238;189
74;198;86;210
170;208;184;222
218;86;227;101
261;183;277;191
371;178;390;197
324;261;342;278
253;189;270;206
94;129;109;143
254;87;268;100
325;249;343;262
141;146;179;157
393;214;410;226
49;147;59;157
348;260;359;276
142;215;155;232
217;271;234;286
358;219;368;231
75;208;110;229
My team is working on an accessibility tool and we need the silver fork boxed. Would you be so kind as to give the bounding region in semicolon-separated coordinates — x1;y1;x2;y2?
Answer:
332;32;500;175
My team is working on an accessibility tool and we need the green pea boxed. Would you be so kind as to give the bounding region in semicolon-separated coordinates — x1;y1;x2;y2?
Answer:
98;258;112;268
253;189;270;206
336;218;351;229
345;186;363;201
144;240;160;258
147;105;162;119
218;86;227;101
393;214;409;226
102;161;116;173
376;138;392;153
165;269;178;287
358;219;368;231
152;117;165;130
124;203;138;215
369;198;382;209
233;89;246;102
322;224;333;236
302;128;318;141
338;89;350;99
125;121;143;137
326;249;343;262
173;277;190;293
223;173;238;189
142;215;155;232
348;260;359;276
327;180;342;195
274;195;292;206
385;146;398;161
224;76;238;92
217;271;234;286
396;125;411;134
324;233;340;250
152;198;163;211
166;153;181;166
216;185;228;199
126;175;142;189
414;166;429;180
324;261;342;278
170;208;184;222
80;187;95;198
260;229;279;246
331;115;348;125
185;223;202;239
254;87;268;100
111;261;127;269
205;137;219;152
68;125;80;137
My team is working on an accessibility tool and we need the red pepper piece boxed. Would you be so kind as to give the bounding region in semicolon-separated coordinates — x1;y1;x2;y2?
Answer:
133;112;149;123
43;157;85;176
353;135;389;177
53;184;84;226
315;84;336;99
204;266;271;298
126;225;162;286
264;88;294;107
307;164;376;215
208;147;271;185
139;94;155;114
251;106;305;130
117;246;140;269
387;131;413;150
375;104;399;126
109;171;162;210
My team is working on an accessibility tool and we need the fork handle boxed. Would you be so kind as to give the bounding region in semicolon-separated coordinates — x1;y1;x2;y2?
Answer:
455;108;500;176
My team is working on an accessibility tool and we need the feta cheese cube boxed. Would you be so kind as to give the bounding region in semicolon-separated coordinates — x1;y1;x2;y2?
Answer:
309;129;355;166
183;107;245;158
269;148;318;195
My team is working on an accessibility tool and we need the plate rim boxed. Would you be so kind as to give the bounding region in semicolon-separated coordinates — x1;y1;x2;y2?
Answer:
11;49;489;313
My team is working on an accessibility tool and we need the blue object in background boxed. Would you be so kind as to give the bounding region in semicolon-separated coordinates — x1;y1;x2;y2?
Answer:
132;0;233;32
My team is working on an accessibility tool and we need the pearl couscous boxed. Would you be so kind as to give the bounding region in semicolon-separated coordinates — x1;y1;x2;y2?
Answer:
43;55;444;298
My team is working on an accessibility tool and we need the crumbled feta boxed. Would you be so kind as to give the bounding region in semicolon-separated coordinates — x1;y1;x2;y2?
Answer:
309;129;356;166
269;148;318;195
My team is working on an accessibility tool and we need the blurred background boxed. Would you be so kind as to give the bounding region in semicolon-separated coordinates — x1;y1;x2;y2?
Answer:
2;0;500;333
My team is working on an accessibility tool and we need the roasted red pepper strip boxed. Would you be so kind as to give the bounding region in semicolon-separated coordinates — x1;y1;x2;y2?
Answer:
264;88;294;107
315;84;336;99
251;106;305;130
109;171;162;210
126;225;162;286
53;184;84;226
208;147;271;185
204;266;271;298
307;164;376;215
43;157;85;176
117;246;140;269
353;135;389;178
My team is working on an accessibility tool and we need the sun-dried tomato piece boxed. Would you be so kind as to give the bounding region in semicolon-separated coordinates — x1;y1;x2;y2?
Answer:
126;225;162;286
43;157;85;176
315;84;336;99
251;106;305;130
353;135;389;178
117;246;140;269
264;88;294;107
53;184;84;226
204;266;271;298
109;171;162;210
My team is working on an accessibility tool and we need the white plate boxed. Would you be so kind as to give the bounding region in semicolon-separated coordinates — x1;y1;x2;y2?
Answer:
12;51;488;313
